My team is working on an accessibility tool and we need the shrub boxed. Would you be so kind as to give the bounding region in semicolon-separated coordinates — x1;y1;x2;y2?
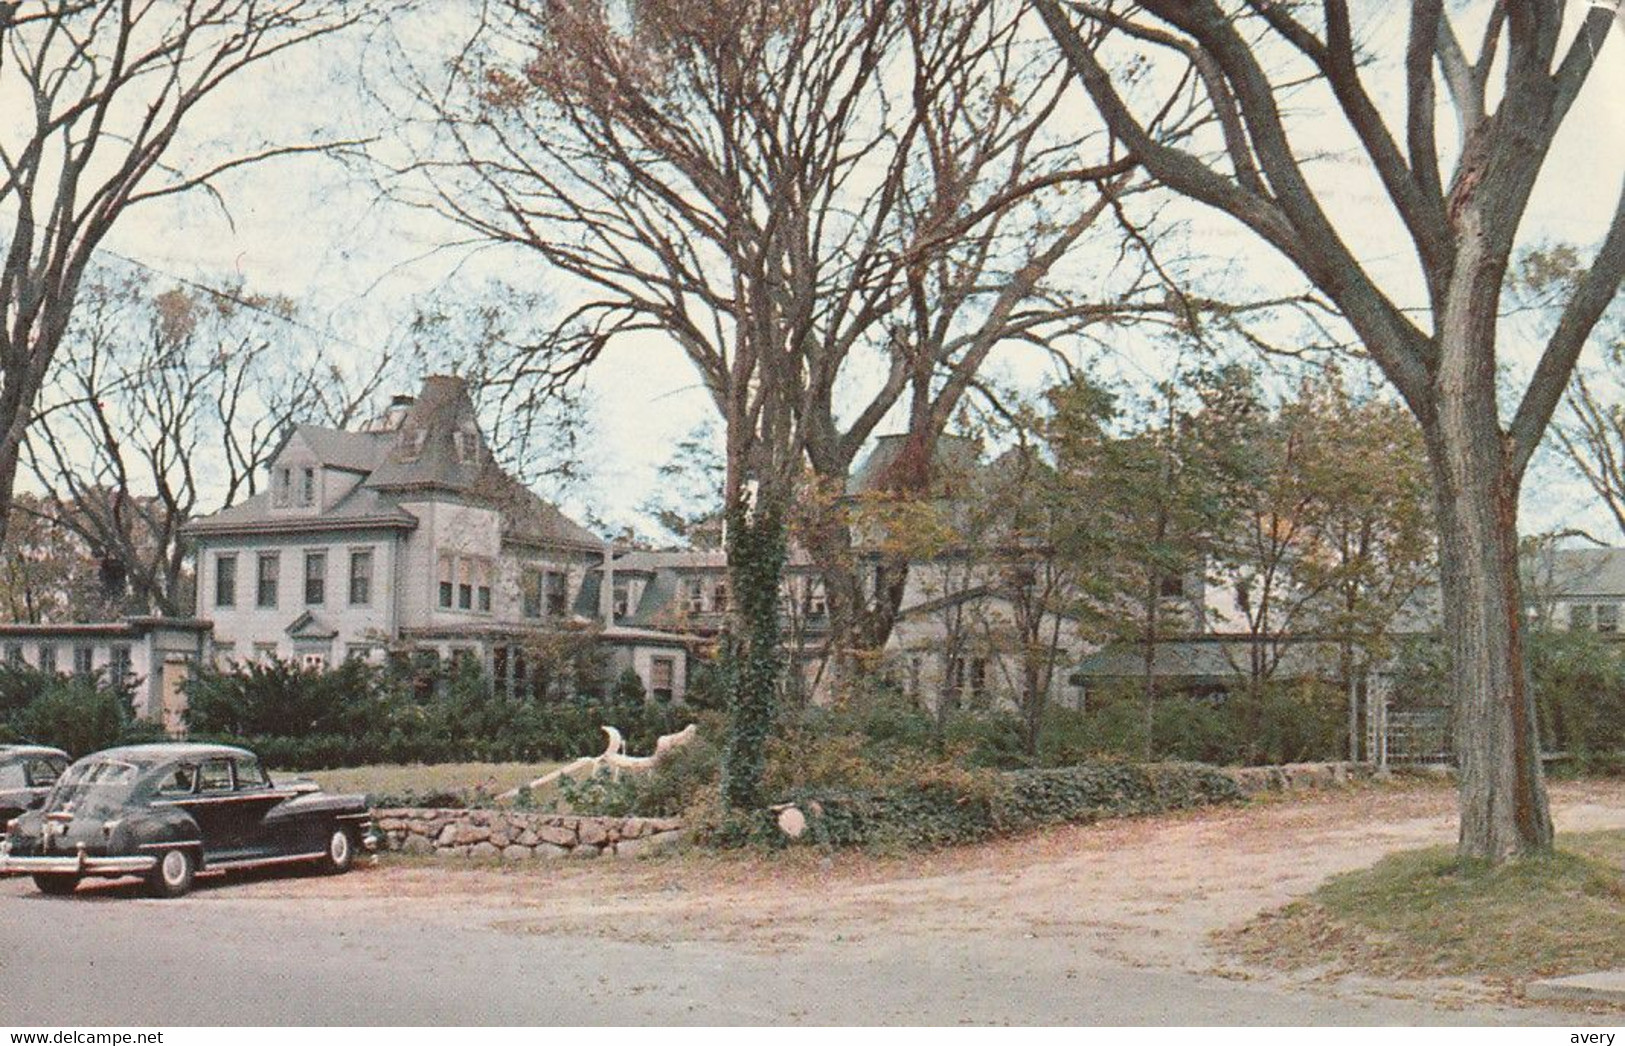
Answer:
182;655;693;770
0;667;157;756
1530;630;1625;769
756;760;1243;850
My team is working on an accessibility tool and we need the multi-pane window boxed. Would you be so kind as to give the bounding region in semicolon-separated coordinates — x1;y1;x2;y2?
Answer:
257;553;279;608
712;580;729;614
442;554;494;613
651;657;675;702
110;644;132;683
215;553;237;608
438;555;455;609
304;550;326;606
73;645;95;676
273;467;292;507
1599;603;1621;634
1570;603;1596;631
349;549;373;606
545;571;568;617
685;578;705;614
300;467;316;506
522;569;543;619
806;580;827;618
38;645;56;674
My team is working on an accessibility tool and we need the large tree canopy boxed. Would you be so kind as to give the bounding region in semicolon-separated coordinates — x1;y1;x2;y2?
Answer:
0;0;361;552
1036;0;1625;860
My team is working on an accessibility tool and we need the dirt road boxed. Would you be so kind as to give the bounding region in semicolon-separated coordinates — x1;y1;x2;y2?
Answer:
5;779;1622;1024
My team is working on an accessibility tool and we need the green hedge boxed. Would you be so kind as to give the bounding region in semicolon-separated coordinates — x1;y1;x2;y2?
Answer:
183;656;685;770
744;761;1244;849
0;666;159;757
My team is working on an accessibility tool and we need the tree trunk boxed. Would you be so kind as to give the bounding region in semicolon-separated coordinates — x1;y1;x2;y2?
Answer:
1425;412;1553;861
800;499;910;698
719;494;789;811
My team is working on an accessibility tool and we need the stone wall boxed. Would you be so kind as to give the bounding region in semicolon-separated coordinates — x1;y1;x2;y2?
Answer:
374;808;685;860
1222;761;1377;796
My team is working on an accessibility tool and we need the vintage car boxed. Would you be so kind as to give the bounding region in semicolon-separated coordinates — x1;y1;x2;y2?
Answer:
0;745;70;825
0;742;371;898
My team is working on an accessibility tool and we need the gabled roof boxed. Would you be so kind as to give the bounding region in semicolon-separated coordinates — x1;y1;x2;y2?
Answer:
291;424;394;473
285;611;339;640
1535;547;1625;599
847;433;981;496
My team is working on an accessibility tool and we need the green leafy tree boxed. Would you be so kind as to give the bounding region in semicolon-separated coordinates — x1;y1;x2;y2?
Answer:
1037;0;1625;860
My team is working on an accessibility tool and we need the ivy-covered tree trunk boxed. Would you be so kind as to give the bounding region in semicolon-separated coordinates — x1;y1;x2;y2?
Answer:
719;494;789;811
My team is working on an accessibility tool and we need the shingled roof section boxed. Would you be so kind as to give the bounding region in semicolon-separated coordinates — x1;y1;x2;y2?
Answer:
363;375;492;493
293;424;394;473
183;486;418;535
846;433;981;496
185;375;600;548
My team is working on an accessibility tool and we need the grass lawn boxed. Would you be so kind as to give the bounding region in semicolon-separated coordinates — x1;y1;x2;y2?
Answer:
277;762;563;803
1222;830;1625;982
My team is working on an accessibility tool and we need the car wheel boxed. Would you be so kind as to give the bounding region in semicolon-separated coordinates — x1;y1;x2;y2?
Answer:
147;848;196;899
320;826;356;874
31;873;79;896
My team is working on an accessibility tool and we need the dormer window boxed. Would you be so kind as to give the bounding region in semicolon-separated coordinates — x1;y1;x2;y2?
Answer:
300;467;316;507
401;430;427;462
273;467;292;508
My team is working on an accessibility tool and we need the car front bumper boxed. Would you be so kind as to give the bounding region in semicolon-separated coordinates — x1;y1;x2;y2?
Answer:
0;840;156;877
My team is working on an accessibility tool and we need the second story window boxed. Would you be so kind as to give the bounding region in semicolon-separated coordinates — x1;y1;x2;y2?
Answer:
273;467;291;507
215;553;237;608
300;466;316;507
349;549;373;606
685;578;705;614
712;579;729;614
806;580;827;618
545;571;568;617
613;581;630;619
257;552;279;608
457;558;473;610
477;560;492;613
438;555;454;609
305;550;326;606
522;568;542;619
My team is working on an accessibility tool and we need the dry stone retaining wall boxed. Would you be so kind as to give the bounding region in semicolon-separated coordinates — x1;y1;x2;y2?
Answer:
374;808;685;860
1221;761;1377;796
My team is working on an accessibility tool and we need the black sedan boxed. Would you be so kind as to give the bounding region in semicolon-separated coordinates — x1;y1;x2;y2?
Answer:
0;742;372;898
0;745;69;825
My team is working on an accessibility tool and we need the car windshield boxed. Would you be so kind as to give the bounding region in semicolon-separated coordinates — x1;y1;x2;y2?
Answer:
43;759;138;814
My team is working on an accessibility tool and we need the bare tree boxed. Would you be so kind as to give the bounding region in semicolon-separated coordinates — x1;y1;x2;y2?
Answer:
1037;0;1625;861
21;274;385;617
0;1;363;551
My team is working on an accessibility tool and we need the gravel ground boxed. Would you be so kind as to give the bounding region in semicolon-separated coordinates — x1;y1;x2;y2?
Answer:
5;777;1622;1024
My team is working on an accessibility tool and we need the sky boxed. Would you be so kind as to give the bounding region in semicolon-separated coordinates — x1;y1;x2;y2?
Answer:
24;0;1625;543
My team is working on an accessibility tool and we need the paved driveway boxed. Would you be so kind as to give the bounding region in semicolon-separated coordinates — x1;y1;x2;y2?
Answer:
3;780;1621;1025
